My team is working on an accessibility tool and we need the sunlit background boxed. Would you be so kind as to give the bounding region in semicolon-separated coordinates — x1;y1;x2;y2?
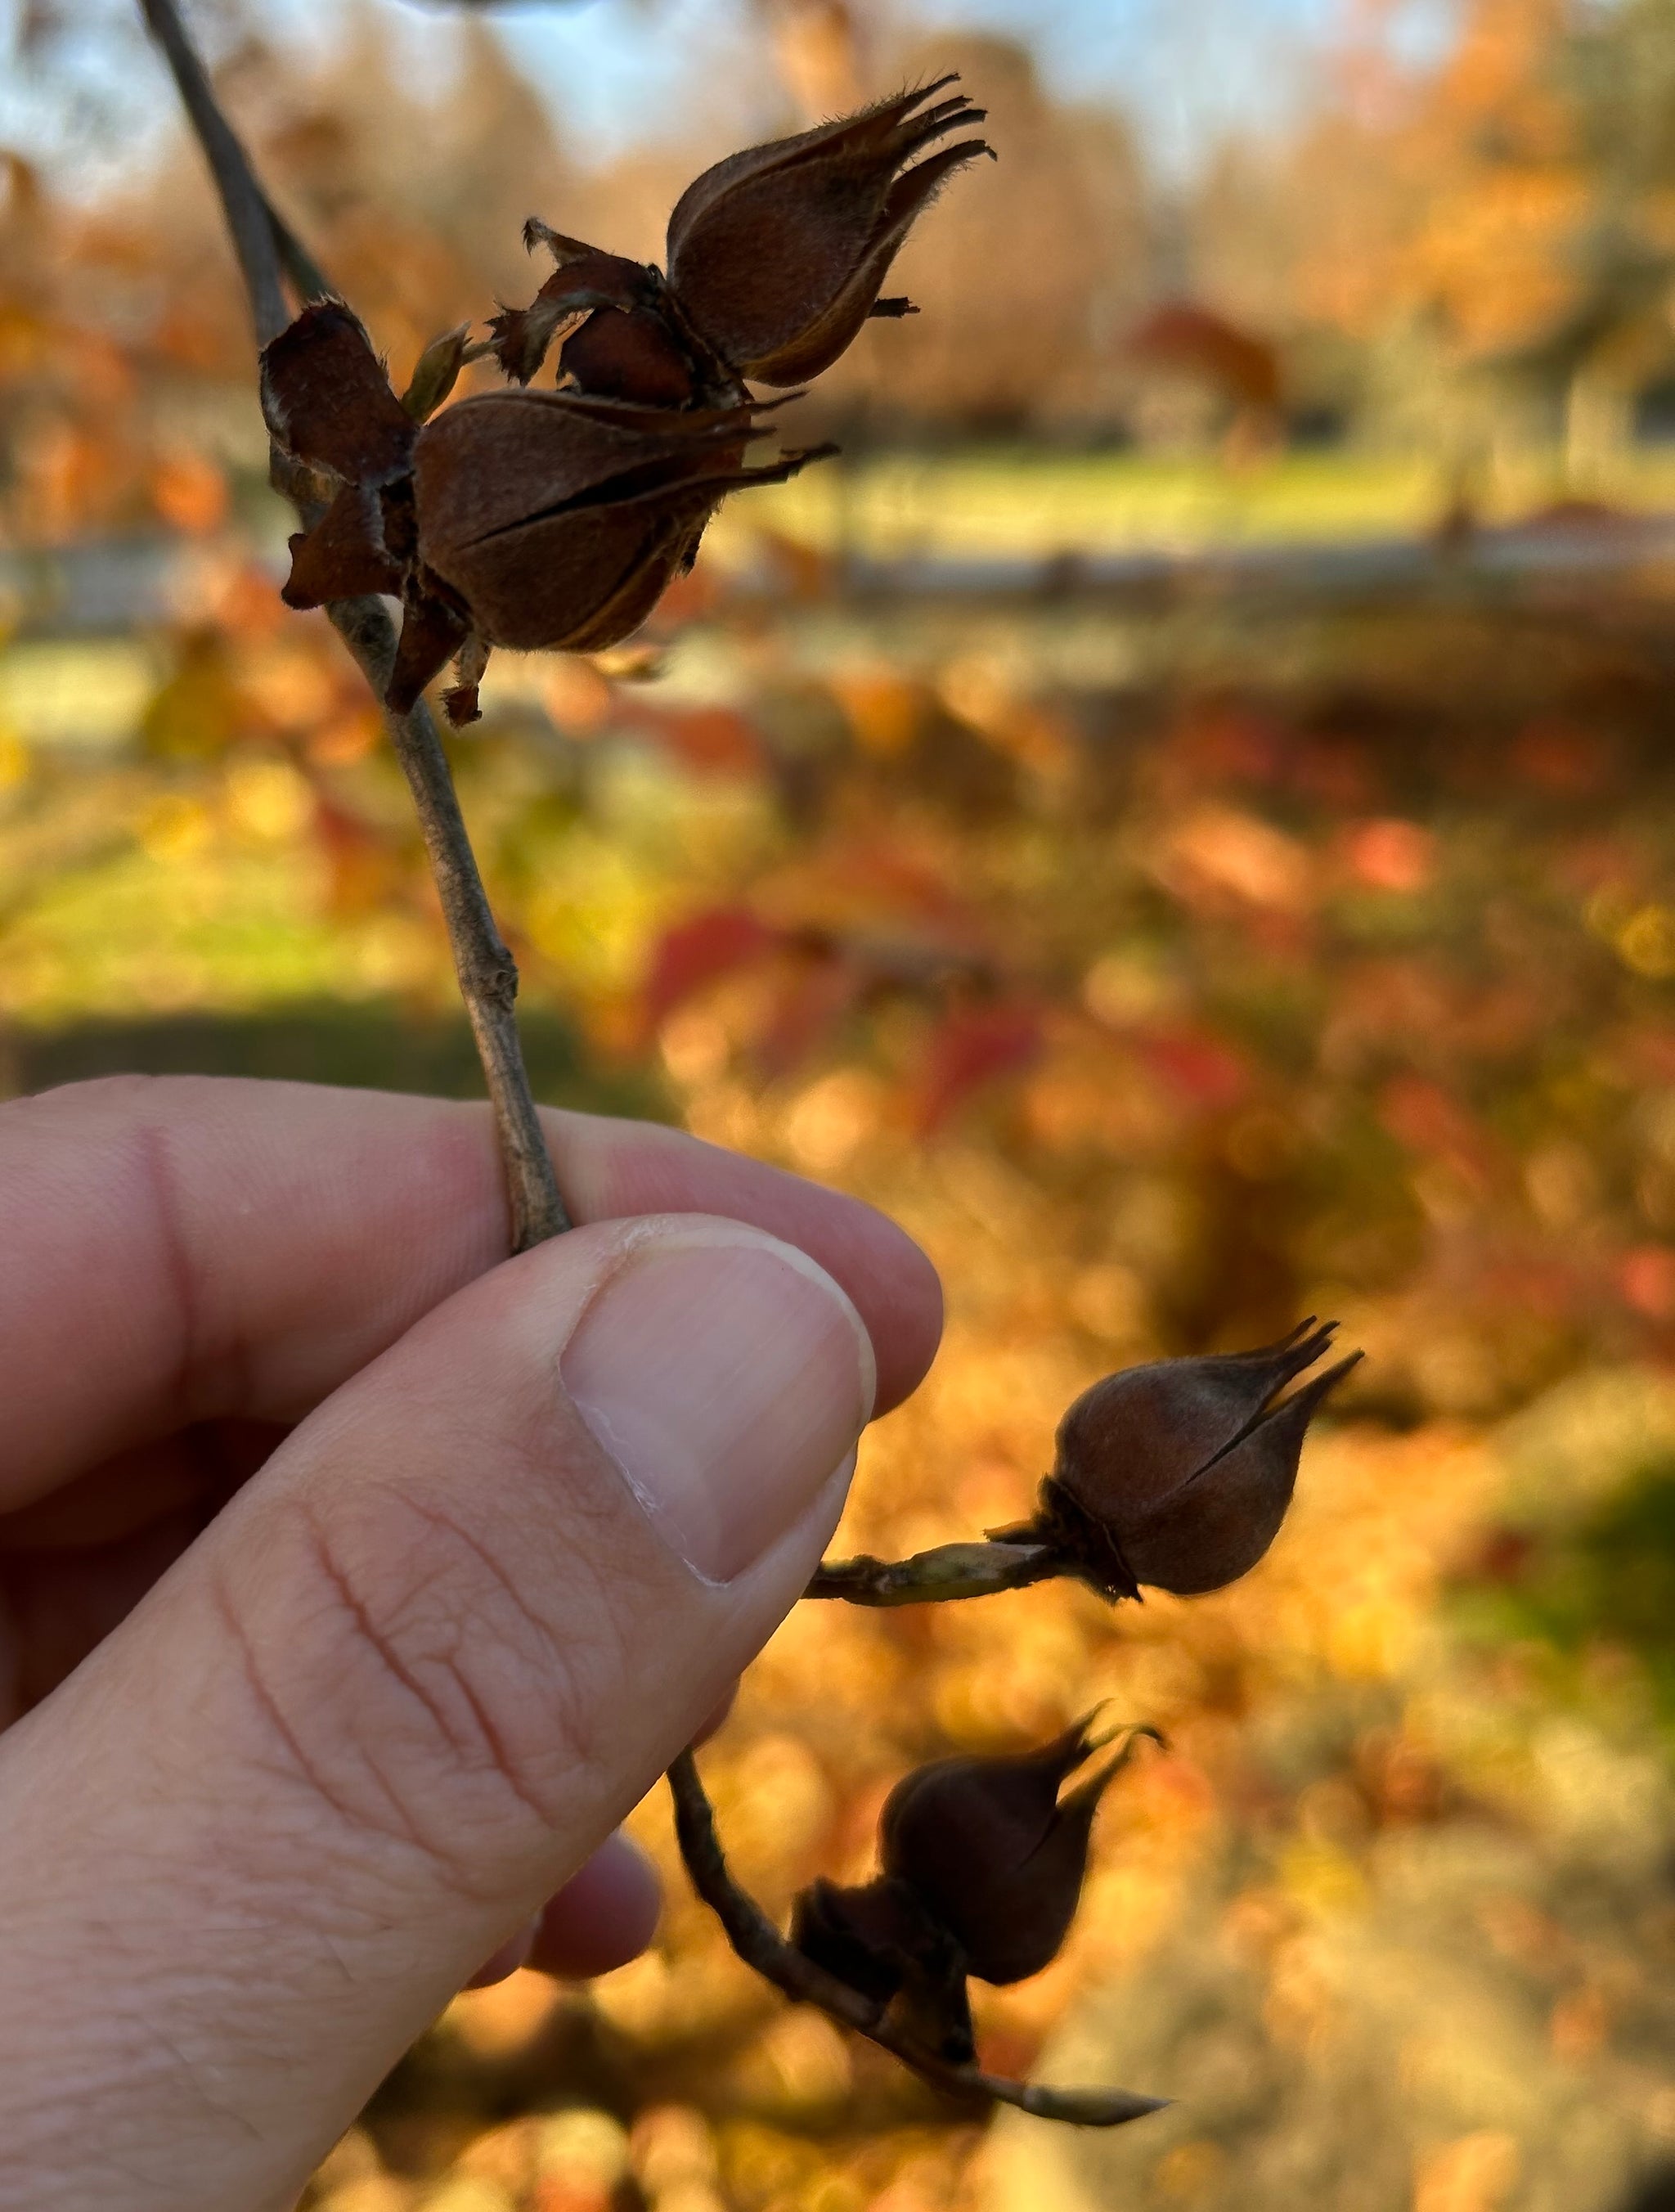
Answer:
5;1;1675;2206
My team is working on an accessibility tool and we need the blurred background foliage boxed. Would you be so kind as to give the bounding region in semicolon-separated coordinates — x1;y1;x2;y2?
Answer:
4;0;1675;2207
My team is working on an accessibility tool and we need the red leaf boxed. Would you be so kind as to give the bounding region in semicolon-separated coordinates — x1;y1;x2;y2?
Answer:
622;704;764;776
642;906;777;1032
914;1000;1044;1133
756;951;860;1077
1133;1026;1250;1111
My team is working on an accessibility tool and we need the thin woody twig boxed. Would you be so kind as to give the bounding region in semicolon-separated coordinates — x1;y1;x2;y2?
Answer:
806;1539;1067;1606
138;0;286;345
327;600;570;1247
140;0;570;1249
667;1748;1169;2129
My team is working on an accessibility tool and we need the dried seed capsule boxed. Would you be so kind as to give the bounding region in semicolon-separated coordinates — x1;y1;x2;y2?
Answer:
1025;1324;1361;1598
489;80;992;406
792;1875;977;2061
880;1719;1150;1987
487;229;716;406
666;76;994;385
410;387;806;657
790;1722;1152;2059
260;302;830;718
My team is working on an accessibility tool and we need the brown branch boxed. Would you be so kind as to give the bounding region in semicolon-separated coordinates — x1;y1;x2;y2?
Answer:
141;0;570;1249
667;1748;1169;2129
138;0;287;344
805;1539;1066;1607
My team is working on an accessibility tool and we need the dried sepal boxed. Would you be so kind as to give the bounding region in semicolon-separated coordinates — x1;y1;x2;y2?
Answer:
260;299;415;483
280;481;402;609
260;299;833;714
487;240;655;386
664;76;993;384
442;633;491;729
789;1874;976;2057
386;588;469;717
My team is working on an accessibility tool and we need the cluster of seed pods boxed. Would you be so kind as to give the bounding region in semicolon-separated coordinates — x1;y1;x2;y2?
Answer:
779;1324;1358;2092
254;76;1359;2120
258;79;991;723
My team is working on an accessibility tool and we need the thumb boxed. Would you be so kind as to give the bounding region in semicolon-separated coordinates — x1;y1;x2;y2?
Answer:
0;1215;874;2212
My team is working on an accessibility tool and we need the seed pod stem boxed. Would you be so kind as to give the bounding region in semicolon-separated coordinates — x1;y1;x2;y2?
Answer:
668;1747;1168;2129
806;1538;1067;1606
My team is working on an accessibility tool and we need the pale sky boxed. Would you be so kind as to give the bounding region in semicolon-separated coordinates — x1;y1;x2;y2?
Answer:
487;0;1461;178
0;0;1463;191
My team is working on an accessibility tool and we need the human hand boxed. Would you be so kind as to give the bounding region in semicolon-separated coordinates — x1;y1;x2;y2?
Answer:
0;1077;942;2212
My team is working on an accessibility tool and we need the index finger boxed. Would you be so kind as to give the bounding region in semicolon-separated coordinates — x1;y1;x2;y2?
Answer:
0;1074;942;1508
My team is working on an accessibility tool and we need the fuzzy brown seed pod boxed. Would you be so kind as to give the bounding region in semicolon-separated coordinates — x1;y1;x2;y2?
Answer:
881;1718;1143;1986
790;1719;1151;2061
665;76;993;384
486;229;719;407
260;301;830;721
488;79;992;404
1015;1323;1362;1599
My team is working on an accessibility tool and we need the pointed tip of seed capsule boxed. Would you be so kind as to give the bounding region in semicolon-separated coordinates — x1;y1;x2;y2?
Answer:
1117;1346;1363;1597
1059;1723;1164;1818
523;216;599;263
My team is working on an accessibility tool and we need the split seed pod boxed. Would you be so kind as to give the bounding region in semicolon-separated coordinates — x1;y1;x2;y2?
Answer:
665;75;993;384
792;1719;1154;2061
261;302;830;719
487;228;723;407
489;78;992;402
1016;1322;1362;1599
881;1717;1152;1985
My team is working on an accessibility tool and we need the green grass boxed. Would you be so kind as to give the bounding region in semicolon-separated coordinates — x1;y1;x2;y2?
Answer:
716;443;1675;563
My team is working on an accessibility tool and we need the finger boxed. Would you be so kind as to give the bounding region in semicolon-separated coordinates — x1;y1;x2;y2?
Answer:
1;1075;941;1506
694;1681;737;1745
0;1212;872;2210
0;1422;282;1553
526;1830;661;1980
463;1917;539;1990
464;1831;662;1989
0;1431;279;1720
0;1503;207;1721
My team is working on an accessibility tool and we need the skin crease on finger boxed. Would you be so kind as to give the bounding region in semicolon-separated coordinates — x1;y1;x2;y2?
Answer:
0;1075;942;1508
0;1079;941;1698
0;1078;941;1986
0;1216;869;2209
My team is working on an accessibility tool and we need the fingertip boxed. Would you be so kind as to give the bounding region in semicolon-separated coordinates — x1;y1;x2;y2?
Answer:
549;1110;944;1415
525;1832;662;1981
863;1219;943;1414
462;1916;539;1990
